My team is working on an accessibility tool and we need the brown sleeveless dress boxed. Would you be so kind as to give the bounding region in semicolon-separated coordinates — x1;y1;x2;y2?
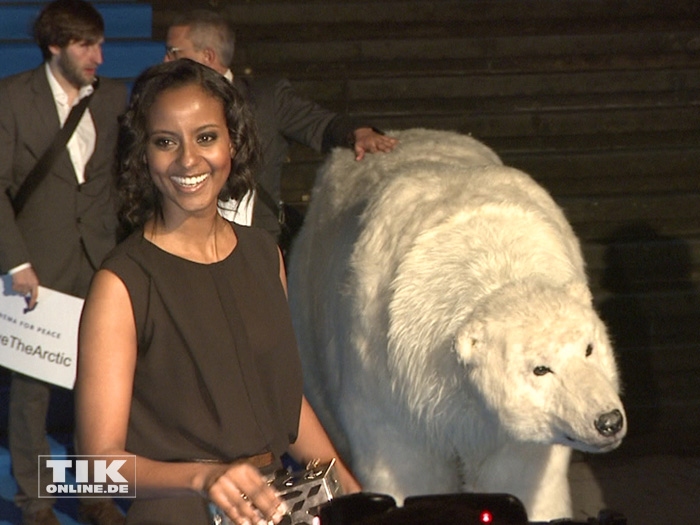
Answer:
100;224;303;524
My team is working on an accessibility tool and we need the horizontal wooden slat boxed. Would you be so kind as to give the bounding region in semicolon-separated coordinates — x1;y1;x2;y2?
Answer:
352;90;700;118
286;69;700;104
153;0;700;29
234;32;700;71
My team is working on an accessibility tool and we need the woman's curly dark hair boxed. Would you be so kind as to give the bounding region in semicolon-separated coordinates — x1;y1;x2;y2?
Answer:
116;59;260;239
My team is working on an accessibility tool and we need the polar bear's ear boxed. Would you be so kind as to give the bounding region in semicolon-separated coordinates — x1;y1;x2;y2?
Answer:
567;281;593;304
454;319;485;364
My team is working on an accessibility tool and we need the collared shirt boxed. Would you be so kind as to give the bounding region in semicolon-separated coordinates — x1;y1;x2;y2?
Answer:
45;62;96;184
217;68;255;226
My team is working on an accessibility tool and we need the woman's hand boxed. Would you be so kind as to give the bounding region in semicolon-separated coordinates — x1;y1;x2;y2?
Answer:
289;397;363;495
205;461;288;525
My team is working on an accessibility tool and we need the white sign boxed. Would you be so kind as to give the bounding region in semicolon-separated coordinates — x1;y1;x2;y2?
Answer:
0;274;84;389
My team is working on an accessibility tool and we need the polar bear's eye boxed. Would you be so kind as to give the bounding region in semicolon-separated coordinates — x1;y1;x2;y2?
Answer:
533;366;552;376
586;344;593;357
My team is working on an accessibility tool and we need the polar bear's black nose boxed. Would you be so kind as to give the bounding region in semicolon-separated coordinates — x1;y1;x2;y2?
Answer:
595;409;624;437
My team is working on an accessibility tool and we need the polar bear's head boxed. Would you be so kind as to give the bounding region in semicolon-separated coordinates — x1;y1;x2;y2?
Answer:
455;280;626;453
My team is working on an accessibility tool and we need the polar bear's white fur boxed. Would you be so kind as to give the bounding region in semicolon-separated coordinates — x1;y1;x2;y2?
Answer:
287;129;626;521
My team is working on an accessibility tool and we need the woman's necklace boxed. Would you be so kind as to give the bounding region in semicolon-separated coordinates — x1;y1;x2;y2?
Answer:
149;217;224;263
213;219;220;261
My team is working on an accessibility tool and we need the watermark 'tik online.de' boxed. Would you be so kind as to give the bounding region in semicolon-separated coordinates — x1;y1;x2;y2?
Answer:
38;455;136;498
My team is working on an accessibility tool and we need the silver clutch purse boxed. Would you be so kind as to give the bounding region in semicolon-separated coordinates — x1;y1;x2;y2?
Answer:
209;459;344;525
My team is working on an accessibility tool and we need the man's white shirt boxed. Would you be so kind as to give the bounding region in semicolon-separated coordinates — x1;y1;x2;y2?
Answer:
218;190;254;226
45;62;95;184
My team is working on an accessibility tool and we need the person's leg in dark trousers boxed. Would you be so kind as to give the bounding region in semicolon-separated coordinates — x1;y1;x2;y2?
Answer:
9;372;57;516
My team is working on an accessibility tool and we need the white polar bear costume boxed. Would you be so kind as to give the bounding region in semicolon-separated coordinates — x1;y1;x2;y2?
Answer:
287;128;626;521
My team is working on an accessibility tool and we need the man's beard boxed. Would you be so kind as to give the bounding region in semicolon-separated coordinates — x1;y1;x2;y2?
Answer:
58;52;94;88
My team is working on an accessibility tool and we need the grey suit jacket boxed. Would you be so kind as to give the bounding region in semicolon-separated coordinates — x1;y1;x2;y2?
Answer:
234;76;358;236
0;65;127;297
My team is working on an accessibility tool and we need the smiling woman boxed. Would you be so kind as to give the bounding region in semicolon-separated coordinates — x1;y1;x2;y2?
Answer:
145;84;234;222
115;59;259;241
74;59;361;525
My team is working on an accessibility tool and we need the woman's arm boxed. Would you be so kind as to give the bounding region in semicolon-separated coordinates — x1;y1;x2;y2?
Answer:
276;249;361;493
75;269;287;524
288;397;362;494
278;248;288;294
75;269;137;461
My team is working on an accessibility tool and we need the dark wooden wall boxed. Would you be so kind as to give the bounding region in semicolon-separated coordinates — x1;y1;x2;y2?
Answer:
153;0;700;457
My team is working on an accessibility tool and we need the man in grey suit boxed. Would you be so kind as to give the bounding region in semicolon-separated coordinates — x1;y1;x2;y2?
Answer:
0;1;126;523
164;10;398;238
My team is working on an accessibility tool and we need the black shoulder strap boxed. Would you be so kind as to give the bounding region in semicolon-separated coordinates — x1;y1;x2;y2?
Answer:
10;85;96;216
255;183;282;221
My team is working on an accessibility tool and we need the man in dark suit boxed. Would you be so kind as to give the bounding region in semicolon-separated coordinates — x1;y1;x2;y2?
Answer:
0;1;126;523
164;10;398;238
